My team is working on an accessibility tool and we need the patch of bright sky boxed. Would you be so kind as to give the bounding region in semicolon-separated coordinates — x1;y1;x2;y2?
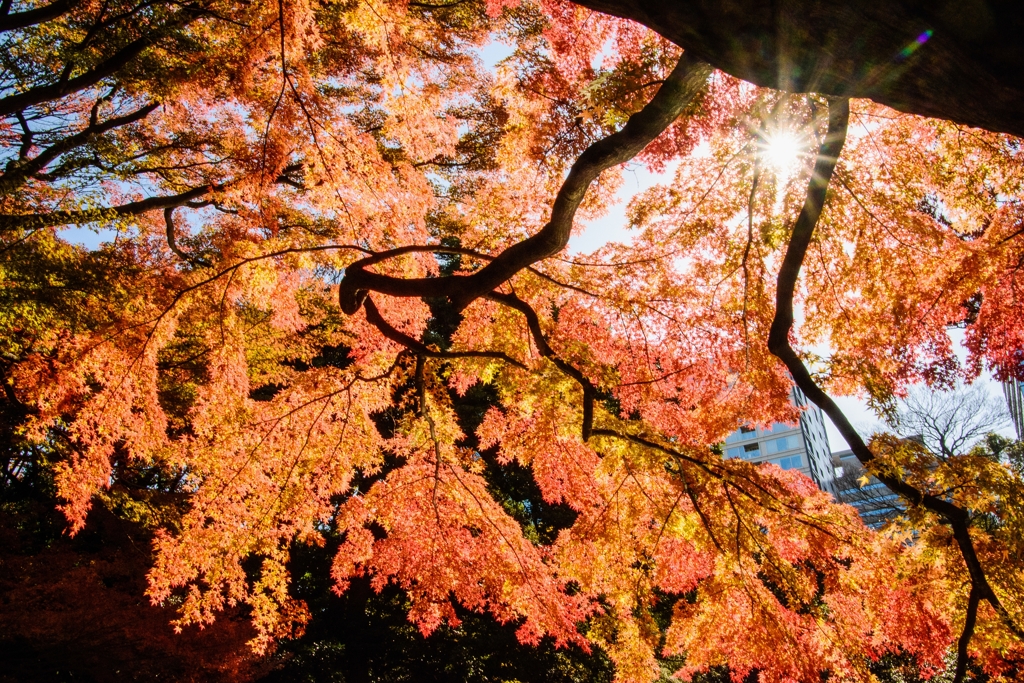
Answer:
819;328;1016;452
476;39;516;70
569;141;711;253
60;225;118;251
568;160;674;253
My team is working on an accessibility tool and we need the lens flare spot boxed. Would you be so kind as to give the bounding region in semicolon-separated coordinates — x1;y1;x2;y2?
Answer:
761;131;804;173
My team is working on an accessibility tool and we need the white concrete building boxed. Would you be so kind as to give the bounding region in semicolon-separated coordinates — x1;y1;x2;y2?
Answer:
722;388;838;497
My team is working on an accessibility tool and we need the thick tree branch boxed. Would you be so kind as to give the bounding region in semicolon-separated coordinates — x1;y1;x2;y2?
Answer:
950;519;1024;642
0;0;78;32
568;0;1024;139
331;242;606;301
0;4;203;119
766;98;957;507
953;581;981;683
339;54;712;315
0;183;220;232
164;206;212;267
0;35;159;118
0;101;159;195
14;110;34;159
767;98;865;457
765;96;1024;649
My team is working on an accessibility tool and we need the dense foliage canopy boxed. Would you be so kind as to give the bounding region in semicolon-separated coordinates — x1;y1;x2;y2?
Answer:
2;0;1023;680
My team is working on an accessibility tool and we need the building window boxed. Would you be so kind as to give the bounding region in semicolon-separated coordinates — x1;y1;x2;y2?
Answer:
765;436;796;454
778;455;802;470
726;442;762;459
726;426;760;444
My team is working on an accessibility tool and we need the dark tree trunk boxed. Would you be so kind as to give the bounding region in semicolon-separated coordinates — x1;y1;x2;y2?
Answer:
570;0;1024;138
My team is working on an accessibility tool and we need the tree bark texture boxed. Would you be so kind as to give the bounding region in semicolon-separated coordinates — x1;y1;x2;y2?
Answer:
570;0;1024;138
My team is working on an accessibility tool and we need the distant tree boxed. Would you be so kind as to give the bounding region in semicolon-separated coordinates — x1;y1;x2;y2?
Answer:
893;383;1011;461
839;384;1014;528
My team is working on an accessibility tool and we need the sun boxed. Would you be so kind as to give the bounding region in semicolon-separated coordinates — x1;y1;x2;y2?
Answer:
760;130;805;174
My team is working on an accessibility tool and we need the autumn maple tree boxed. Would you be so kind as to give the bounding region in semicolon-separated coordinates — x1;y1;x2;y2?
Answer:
2;0;1023;680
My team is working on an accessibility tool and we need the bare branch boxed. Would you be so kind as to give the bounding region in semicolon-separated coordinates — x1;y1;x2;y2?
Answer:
896;383;1010;460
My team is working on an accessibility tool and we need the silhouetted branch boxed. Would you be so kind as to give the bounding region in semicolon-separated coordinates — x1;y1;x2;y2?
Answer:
0;0;78;33
0;4;203;118
952;582;981;683
362;296;528;370
163;206;212;267
338;55;712;314
486;291;596;439
0;101;159;195
0;183;221;232
765;95;1023;650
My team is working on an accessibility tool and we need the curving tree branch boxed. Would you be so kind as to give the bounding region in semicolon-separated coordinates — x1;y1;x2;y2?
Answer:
0;3;206;119
362;295;528;370
485;291;597;439
765;96;1024;671
339;54;713;315
340;54;715;445
953;582;981;683
0;36;158;118
0;0;79;33
0;101;159;196
0;183;221;233
163;205;212;267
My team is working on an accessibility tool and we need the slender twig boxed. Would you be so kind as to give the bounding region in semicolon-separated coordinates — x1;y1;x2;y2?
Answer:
164;205;212;267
